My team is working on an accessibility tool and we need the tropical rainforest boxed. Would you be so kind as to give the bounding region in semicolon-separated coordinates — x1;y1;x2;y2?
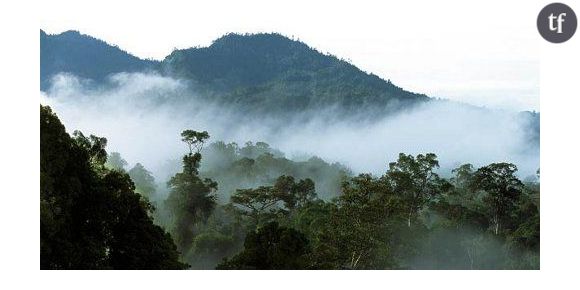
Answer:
40;30;540;269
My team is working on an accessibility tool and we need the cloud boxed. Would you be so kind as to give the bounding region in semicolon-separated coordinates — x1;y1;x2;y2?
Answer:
40;72;539;181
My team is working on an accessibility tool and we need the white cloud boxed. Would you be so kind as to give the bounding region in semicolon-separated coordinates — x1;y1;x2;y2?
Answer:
41;73;539;181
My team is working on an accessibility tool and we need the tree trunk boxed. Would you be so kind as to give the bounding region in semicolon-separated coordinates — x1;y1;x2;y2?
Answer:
466;246;474;270
492;215;500;235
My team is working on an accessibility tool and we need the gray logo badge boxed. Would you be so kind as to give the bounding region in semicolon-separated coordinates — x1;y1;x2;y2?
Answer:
538;3;577;43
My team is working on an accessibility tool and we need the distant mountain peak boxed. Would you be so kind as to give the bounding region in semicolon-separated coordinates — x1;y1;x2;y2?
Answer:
167;32;322;65
210;32;309;49
42;30;92;40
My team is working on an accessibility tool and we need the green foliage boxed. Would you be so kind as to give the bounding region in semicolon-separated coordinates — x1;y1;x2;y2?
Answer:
201;141;349;201
207;153;539;270
181;130;209;155
230;186;281;226
216;222;311;269
385;153;451;228
275;175;316;210
187;231;238;269
470;163;524;235
229;175;317;227
413;163;539;269
40;107;539;269
307;174;404;269
71;130;108;169
165;130;218;252
40;105;186;269
128;163;157;200
105;152;128;171
162;33;428;116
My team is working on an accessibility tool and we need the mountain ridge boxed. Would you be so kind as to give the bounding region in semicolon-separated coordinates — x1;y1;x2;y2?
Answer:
40;30;428;114
40;30;158;90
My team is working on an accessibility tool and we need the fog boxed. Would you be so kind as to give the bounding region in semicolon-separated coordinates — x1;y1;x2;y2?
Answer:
40;72;539;182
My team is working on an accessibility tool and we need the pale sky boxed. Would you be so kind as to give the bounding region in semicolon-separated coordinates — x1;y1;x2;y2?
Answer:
39;0;541;111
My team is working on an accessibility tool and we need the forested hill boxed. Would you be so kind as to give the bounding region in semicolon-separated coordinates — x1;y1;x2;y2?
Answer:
161;33;428;113
40;30;158;90
40;30;428;114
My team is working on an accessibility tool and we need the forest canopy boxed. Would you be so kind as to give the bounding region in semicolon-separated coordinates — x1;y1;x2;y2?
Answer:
40;105;539;269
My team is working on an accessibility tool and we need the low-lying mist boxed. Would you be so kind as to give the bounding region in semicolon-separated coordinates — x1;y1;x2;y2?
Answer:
40;72;539;184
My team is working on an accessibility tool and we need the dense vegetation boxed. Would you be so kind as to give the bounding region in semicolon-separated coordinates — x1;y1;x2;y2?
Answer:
199;141;350;202
40;105;186;269
40;106;539;269
162;33;427;115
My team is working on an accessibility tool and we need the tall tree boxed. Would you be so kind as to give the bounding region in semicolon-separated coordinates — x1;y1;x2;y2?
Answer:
385;153;450;227
273;175;316;210
307;174;401;269
166;130;217;251
229;175;317;226
230;186;281;226
181;130;209;155
470;163;524;235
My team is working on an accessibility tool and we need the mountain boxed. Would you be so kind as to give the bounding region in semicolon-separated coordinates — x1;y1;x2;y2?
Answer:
161;33;428;114
40;30;157;90
40;31;427;114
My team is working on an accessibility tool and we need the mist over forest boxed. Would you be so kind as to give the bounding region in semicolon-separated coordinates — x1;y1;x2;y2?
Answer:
40;71;539;180
40;30;540;270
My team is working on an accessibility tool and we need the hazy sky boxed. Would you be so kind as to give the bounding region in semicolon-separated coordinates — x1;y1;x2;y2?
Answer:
40;0;541;111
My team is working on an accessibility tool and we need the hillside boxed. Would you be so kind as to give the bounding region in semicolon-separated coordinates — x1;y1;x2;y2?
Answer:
161;33;428;114
41;31;428;114
40;30;157;90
